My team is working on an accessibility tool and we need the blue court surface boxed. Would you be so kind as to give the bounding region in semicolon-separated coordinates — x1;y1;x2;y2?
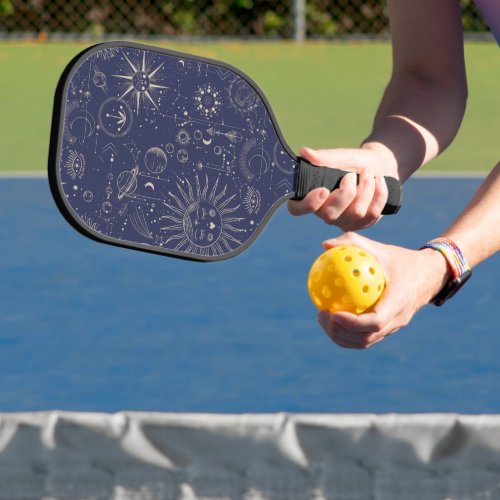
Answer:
0;176;498;413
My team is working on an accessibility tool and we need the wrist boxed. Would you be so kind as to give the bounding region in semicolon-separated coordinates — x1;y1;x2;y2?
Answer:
361;141;399;178
417;248;453;304
420;238;472;306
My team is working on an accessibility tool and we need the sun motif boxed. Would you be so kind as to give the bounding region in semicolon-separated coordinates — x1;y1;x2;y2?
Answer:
160;174;245;257
64;150;86;180
113;51;169;115
175;128;191;145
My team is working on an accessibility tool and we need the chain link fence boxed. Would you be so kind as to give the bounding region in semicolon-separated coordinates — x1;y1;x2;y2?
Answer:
0;0;491;39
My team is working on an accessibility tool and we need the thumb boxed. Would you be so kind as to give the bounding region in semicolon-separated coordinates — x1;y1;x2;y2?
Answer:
299;147;365;170
322;231;368;250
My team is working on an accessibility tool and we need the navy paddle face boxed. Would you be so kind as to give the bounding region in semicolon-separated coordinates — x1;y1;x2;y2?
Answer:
49;41;298;261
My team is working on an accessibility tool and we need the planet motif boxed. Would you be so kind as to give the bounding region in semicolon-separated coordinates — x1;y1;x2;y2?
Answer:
117;166;139;200
177;149;189;163
229;78;257;113
83;190;93;203
102;201;112;214
92;67;107;89
144;147;167;174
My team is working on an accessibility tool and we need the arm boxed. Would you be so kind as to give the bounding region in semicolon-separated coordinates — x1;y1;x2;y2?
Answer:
318;162;500;349
363;0;468;182
288;0;468;227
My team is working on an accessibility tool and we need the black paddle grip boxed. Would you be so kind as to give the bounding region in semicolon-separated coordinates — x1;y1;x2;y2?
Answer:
293;158;402;215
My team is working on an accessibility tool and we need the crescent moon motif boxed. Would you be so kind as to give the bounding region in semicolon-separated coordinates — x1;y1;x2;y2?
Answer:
145;182;155;190
202;127;214;146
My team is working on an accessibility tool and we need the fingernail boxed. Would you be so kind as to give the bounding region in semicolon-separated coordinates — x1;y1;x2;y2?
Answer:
319;189;330;200
341;173;354;186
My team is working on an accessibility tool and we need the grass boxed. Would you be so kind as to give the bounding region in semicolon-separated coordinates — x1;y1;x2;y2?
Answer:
0;40;497;172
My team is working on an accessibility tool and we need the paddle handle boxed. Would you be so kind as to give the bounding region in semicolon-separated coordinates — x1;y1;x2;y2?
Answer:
292;157;402;215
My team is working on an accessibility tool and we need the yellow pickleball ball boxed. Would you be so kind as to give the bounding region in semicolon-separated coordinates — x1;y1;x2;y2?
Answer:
308;245;385;314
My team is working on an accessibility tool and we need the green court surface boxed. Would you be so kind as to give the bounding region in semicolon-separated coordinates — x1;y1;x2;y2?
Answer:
0;40;497;173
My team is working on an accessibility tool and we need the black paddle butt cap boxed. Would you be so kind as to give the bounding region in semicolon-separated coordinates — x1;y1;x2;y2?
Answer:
293;158;402;215
382;175;402;215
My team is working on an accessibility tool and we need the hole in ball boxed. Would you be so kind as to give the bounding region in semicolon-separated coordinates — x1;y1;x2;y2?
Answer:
313;294;322;308
344;256;352;262
352;269;360;277
362;285;369;293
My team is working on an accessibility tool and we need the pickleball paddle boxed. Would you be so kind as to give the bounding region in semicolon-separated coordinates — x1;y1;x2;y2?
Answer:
49;41;401;262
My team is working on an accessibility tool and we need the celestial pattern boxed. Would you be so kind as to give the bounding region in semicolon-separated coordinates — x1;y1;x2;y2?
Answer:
64;150;86;180
113;51;169;115
54;42;298;260
160;174;244;258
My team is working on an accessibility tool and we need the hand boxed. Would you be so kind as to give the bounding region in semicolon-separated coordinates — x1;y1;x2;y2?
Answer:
288;145;398;231
316;232;451;349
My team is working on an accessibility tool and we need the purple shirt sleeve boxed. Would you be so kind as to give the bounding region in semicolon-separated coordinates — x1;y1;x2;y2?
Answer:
473;0;500;45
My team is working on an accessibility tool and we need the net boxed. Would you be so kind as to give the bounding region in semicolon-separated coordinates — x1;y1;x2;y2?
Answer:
1;412;500;499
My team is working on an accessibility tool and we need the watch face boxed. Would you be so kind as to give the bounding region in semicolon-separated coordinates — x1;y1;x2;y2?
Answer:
432;269;472;306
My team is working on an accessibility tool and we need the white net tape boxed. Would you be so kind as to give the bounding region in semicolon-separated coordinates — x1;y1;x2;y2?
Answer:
0;412;500;499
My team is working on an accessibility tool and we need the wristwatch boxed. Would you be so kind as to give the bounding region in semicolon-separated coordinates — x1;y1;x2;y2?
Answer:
421;238;472;306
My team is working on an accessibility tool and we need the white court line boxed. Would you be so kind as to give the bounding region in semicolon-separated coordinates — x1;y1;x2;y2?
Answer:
0;171;48;178
414;170;487;178
0;170;489;179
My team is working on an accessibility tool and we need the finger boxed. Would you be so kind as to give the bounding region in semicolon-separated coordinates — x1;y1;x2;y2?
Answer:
321;323;365;349
331;336;364;349
364;174;389;223
299;147;368;171
288;187;330;216
315;172;357;224
318;311;372;349
343;164;376;220
330;311;384;335
330;316;390;349
322;231;369;250
319;309;392;349
332;296;401;339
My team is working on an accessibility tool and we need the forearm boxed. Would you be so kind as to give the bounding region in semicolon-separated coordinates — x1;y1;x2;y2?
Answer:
362;72;467;183
361;0;467;183
441;162;500;267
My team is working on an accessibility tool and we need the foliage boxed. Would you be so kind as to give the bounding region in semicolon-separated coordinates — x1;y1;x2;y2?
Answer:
0;0;490;37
